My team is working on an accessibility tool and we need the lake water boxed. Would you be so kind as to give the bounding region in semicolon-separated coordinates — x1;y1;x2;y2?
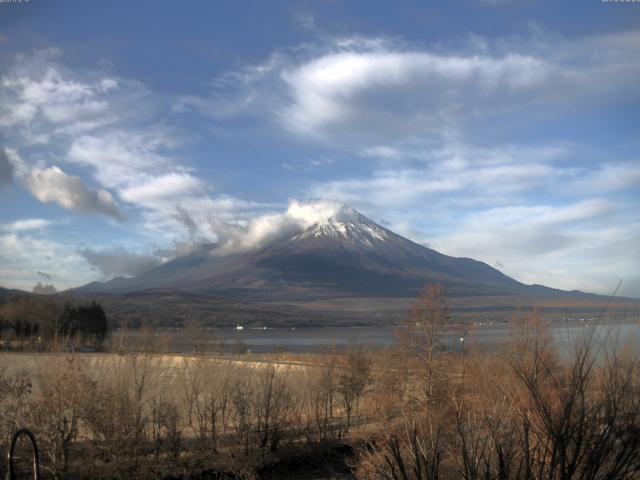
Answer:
144;320;640;355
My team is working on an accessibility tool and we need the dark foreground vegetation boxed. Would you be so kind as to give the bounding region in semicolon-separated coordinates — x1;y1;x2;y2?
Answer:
0;294;108;350
0;286;639;479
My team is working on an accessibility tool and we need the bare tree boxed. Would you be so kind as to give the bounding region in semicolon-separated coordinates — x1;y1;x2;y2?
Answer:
508;319;640;480
230;374;254;455
404;284;449;404
150;397;182;460
338;347;371;432
81;354;156;472
178;357;232;453
356;408;445;480
26;356;89;478
304;355;340;444
253;364;293;451
357;301;640;480
183;319;205;354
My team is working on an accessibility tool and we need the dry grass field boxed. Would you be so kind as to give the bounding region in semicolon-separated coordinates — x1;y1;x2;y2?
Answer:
1;311;639;479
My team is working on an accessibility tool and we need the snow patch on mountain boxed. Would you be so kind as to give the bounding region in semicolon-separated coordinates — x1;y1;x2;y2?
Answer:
216;199;388;253
292;202;389;246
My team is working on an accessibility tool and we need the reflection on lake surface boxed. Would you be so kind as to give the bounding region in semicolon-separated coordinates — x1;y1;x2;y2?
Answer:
147;321;640;355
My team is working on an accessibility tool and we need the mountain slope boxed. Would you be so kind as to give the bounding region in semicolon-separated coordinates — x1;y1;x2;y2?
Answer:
77;203;554;300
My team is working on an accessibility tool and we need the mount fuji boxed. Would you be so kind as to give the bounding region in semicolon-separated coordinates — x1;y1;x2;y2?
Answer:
76;204;584;301
77;203;525;298
75;202;636;325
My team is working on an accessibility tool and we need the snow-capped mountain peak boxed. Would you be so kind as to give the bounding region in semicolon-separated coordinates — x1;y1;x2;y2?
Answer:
292;203;389;245
75;198;535;302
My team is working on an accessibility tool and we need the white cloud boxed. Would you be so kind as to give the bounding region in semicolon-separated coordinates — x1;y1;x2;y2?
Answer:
0;50;288;254
3;148;29;178
0;49;230;244
311;141;571;208
0;49;175;191
458;199;615;232
362;145;403;160
0;233;96;291
427;201;640;297
183;30;640;146
0;148;12;184
67;132;175;189
569;161;640;193
79;198;338;277
24;166;124;220
131;193;278;249
280;49;548;138
0;218;51;232
217;199;344;252
120;172;205;206
78;246;162;278
0;50;120;142
21;69;109;123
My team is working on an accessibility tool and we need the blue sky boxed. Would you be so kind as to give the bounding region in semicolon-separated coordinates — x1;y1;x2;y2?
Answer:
0;0;639;297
